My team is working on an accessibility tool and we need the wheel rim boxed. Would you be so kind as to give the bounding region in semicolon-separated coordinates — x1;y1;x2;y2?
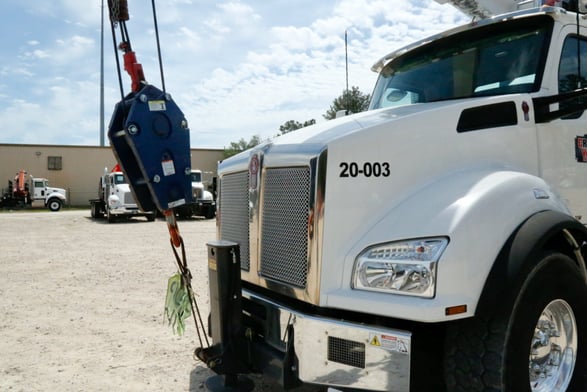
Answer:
529;299;577;392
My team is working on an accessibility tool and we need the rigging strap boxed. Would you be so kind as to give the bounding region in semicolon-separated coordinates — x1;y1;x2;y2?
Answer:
168;229;210;349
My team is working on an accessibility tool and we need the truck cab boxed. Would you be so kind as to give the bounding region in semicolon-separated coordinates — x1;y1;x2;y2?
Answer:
31;177;67;211
174;170;216;219
200;2;587;392
90;170;156;223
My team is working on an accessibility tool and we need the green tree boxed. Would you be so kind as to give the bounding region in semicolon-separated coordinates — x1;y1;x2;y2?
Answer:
323;86;370;120
223;135;262;159
277;119;316;136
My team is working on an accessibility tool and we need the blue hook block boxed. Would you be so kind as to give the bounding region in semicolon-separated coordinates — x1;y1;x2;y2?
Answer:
108;84;192;212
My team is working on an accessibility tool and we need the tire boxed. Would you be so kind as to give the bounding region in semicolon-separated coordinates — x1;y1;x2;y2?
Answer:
48;198;62;212
444;251;587;392
204;207;215;219
90;203;96;218
107;209;115;223
146;213;156;222
95;205;104;219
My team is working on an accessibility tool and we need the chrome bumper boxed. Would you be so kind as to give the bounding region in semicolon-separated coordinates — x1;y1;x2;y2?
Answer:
244;291;411;391
110;207;150;215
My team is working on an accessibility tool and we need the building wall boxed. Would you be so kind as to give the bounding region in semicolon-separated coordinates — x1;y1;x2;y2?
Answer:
0;144;224;207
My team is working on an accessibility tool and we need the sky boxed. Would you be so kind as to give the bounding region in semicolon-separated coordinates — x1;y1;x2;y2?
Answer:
0;0;468;149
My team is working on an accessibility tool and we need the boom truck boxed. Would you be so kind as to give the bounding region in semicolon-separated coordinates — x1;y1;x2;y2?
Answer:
192;1;587;391
0;169;66;211
89;166;156;223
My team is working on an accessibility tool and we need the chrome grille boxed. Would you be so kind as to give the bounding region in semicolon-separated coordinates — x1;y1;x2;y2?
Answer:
260;167;310;288
123;191;136;205
192;187;203;199
219;171;250;270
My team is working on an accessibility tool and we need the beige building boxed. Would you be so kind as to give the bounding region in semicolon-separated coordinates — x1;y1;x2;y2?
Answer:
0;144;224;207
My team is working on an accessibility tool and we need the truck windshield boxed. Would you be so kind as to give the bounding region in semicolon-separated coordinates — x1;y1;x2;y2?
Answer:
190;172;201;182
114;174;127;184
369;16;553;110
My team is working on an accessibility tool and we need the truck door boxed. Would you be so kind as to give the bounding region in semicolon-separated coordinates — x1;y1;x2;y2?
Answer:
536;25;587;222
33;180;46;200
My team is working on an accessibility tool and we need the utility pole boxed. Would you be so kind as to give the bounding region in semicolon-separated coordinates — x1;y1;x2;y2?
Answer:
100;0;105;146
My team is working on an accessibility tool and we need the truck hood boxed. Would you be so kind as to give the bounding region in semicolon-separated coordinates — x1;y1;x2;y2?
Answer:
223;96;528;170
268;99;486;147
47;187;67;196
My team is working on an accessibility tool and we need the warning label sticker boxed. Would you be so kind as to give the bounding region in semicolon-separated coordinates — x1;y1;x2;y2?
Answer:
149;100;166;111
161;160;176;176
369;333;409;355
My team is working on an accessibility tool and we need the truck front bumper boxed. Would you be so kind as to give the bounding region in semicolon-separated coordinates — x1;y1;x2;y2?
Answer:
110;207;152;216
243;290;411;392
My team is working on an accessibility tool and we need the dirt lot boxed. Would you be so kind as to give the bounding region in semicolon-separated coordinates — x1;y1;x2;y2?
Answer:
0;209;283;392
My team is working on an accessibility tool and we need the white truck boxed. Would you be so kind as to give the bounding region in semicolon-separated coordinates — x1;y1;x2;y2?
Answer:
174;169;216;219
196;1;587;391
0;169;67;211
89;168;156;223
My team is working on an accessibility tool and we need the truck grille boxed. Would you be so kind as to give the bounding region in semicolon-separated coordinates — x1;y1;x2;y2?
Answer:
123;192;136;205
219;166;311;288
219;171;250;270
192;188;203;200
328;336;366;369
260;167;310;288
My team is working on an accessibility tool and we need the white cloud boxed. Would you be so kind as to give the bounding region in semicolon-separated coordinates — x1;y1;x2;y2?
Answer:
0;0;468;148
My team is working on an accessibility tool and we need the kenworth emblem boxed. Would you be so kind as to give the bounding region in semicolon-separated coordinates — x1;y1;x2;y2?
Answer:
575;135;587;162
249;154;259;190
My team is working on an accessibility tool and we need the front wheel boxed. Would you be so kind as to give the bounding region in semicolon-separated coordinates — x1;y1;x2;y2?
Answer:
107;208;115;223
204;207;215;219
444;251;587;392
47;198;62;212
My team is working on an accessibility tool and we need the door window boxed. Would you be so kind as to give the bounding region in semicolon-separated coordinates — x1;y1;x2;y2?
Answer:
558;35;587;118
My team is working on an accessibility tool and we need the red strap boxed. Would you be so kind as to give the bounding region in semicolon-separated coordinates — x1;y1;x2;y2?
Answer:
164;210;181;248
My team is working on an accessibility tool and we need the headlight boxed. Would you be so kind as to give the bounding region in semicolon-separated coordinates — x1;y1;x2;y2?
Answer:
108;195;121;208
352;237;448;298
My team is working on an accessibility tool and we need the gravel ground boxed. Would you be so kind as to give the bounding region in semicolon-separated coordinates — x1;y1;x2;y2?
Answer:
0;209;288;392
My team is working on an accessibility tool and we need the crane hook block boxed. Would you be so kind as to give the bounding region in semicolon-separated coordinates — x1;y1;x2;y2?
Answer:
107;0;130;22
108;84;192;212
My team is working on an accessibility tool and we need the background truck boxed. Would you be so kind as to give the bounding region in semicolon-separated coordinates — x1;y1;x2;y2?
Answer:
196;1;587;391
0;169;67;211
89;167;156;223
174;169;216;219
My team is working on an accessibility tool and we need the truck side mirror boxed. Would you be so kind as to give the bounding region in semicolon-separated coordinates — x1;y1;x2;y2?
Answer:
335;109;349;118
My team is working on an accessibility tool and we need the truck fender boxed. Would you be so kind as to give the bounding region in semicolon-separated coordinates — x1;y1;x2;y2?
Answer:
107;194;121;208
332;169;577;322
46;191;66;201
475;210;587;316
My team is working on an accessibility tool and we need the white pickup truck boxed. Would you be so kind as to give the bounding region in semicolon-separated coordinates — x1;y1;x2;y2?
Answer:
199;1;587;391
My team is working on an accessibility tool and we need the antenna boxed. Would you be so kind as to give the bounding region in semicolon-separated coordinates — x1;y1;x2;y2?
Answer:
345;30;350;114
